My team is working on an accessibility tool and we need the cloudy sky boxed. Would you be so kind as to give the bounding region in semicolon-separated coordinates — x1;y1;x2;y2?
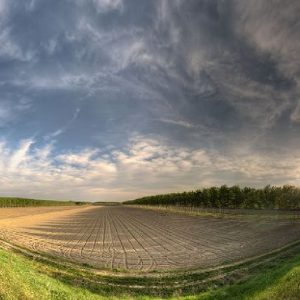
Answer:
0;0;299;201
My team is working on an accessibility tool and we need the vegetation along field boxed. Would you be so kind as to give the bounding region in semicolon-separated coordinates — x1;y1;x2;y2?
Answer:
0;197;86;207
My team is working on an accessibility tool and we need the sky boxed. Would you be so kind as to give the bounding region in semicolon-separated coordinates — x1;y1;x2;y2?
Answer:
0;0;300;202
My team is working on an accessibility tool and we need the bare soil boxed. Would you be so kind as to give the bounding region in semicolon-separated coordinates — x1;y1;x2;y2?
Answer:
0;206;84;221
1;206;300;272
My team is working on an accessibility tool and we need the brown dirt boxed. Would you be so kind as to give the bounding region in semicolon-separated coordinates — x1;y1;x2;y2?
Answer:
0;206;87;221
1;206;300;272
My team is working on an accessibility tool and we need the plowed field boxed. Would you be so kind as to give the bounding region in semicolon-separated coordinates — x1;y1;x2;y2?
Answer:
1;206;300;271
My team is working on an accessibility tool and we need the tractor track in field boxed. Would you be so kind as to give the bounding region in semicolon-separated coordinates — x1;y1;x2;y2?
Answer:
2;236;300;295
1;205;300;271
113;209;156;270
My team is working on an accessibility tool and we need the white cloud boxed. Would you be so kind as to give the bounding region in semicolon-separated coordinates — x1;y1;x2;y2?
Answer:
0;28;35;62
73;0;123;14
57;149;99;166
92;0;123;13
159;118;196;128
0;0;7;15
44;38;58;55
8;139;34;171
1;135;300;201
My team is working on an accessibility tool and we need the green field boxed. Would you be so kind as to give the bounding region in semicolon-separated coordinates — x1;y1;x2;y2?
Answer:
0;197;86;207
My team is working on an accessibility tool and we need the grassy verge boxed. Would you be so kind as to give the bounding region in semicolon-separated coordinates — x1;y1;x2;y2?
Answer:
0;247;109;300
130;205;300;221
1;240;300;299
198;251;300;300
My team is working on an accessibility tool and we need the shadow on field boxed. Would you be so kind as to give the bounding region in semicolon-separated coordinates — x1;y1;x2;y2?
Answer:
23;210;96;241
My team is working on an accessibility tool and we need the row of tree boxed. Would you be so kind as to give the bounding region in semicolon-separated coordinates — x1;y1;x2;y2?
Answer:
124;185;300;210
0;197;85;207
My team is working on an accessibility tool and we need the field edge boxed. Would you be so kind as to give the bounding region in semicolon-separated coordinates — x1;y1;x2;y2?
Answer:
1;235;300;298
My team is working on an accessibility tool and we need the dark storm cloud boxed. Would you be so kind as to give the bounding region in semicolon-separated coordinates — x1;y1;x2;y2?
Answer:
0;0;299;200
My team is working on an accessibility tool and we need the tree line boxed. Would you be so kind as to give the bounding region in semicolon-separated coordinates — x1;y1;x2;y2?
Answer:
124;185;300;210
0;197;85;207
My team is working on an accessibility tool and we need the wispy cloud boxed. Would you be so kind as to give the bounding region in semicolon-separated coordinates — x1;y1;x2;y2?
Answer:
0;98;32;127
159;118;197;128
0;28;35;62
0;1;299;200
44;108;81;140
1;135;300;201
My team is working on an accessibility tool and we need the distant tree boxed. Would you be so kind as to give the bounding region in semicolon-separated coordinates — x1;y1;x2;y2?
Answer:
124;185;300;210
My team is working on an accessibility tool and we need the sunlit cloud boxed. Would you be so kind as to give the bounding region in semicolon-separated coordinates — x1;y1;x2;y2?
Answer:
0;135;300;201
0;1;299;200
